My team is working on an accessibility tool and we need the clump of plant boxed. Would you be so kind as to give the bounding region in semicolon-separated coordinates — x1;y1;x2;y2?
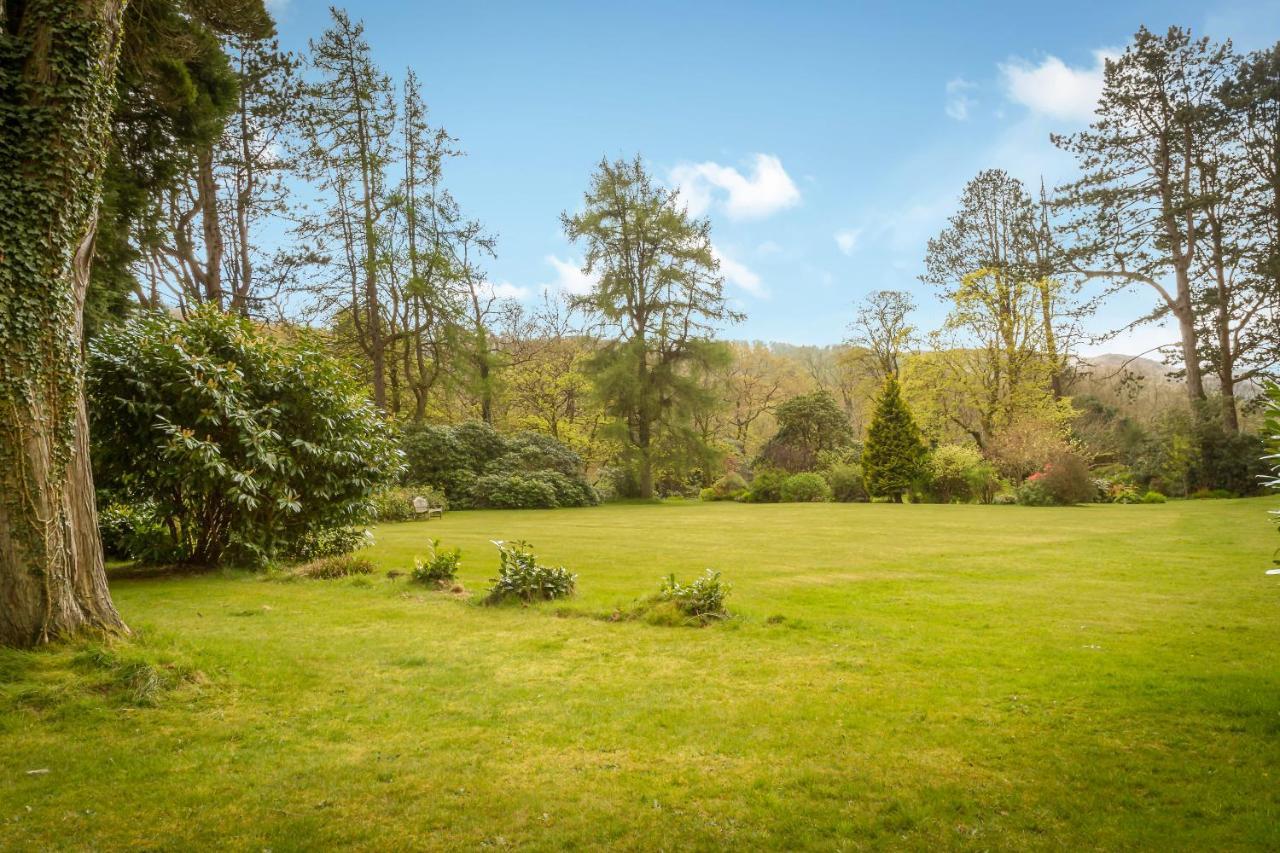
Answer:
699;472;748;502
658;570;731;622
1141;490;1167;504
744;468;787;503
824;463;867;502
411;539;462;585
781;472;831;502
294;554;377;580
1016;451;1095;506
484;540;576;604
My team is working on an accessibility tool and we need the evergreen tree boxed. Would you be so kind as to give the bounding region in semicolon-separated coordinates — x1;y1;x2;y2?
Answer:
863;376;927;503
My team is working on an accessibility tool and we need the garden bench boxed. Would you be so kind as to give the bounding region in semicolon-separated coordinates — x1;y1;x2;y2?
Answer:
412;496;444;520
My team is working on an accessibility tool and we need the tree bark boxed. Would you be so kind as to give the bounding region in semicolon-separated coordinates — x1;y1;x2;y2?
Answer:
0;0;129;647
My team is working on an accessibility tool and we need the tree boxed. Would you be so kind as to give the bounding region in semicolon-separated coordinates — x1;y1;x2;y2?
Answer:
923;170;1067;447
863;377;927;502
0;0;130;646
296;8;397;409
845;290;916;380
756;390;854;472
1055;27;1235;413
563;156;741;498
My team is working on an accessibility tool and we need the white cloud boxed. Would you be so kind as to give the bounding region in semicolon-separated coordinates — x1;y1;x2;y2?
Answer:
999;50;1116;124
545;255;597;295
479;280;531;301
755;240;783;256
945;77;977;121
671;154;801;220
834;228;862;256
713;246;766;298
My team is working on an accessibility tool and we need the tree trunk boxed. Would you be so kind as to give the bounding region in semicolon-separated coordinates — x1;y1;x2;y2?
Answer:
197;145;224;308
0;0;129;647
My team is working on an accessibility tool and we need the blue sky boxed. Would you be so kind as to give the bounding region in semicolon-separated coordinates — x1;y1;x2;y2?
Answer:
268;0;1280;354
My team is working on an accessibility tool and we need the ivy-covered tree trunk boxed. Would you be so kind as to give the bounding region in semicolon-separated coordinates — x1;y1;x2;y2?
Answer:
0;0;129;647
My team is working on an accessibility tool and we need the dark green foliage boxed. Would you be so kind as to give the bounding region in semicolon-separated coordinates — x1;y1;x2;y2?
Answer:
400;422;596;509
89;308;402;566
757;390;855;473
1264;383;1280;562
294;554;376;580
98;501;173;563
284;527;371;563
744;469;787;503
484;541;576;604
700;472;748;502
411;539;461;584
863;377;927;502
781;473;832;503
825;464;868;502
658;570;730;622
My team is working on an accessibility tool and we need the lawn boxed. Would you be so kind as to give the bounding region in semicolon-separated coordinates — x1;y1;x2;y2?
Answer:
2;499;1279;849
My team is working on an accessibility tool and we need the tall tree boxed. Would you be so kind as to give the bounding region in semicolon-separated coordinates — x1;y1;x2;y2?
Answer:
296;8;397;409
1055;27;1235;412
563;156;742;498
863;376;928;503
0;0;130;646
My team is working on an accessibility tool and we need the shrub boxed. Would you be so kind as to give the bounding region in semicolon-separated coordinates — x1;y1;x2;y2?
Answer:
411;539;461;584
926;444;985;503
992;492;1017;505
89;308;402;566
1189;487;1235;500
1141;490;1167;504
400;422;596;509
658;570;730;621
1110;484;1141;504
294;554;376;579
284;527;372;562
744;468;787;503
700;472;748;502
781;472;832;502
825;463;867;502
484;540;576;603
1018;451;1095;506
469;473;560;509
98;500;175;563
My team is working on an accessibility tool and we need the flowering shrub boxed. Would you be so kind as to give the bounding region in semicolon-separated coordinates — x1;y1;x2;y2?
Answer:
484;540;576;603
1017;452;1095;506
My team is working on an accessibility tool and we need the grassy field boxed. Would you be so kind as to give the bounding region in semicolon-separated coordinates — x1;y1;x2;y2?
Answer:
2;499;1279;850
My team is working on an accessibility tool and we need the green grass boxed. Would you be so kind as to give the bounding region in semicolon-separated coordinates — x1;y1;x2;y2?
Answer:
2;499;1279;849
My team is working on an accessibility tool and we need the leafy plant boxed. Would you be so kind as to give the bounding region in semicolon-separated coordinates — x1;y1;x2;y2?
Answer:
658;570;731;621
89;308;402;566
411;539;462;584
781;472;831;503
744;468;787;503
484;540;576;603
825;463;867;502
1141;491;1167;504
700;472;747;502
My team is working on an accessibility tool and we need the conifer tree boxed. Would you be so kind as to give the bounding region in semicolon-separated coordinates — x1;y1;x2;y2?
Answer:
863;376;927;503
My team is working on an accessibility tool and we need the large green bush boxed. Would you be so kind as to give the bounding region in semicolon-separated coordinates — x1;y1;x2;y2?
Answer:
744;468;787;503
825;463;868;502
700;472;748;501
400;423;596;509
89;308;402;566
781;472;832;502
927;444;985;503
1017;451;1096;506
756;390;856;472
863;376;927;502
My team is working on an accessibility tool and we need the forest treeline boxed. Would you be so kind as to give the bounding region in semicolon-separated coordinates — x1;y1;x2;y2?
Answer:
87;6;1279;502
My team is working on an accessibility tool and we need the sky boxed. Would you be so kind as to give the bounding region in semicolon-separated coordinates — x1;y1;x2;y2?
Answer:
266;0;1280;355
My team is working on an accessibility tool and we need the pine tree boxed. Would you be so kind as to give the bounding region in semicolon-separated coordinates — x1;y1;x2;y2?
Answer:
863;376;927;503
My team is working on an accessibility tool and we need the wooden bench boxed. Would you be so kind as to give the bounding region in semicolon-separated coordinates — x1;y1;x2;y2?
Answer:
412;496;444;520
